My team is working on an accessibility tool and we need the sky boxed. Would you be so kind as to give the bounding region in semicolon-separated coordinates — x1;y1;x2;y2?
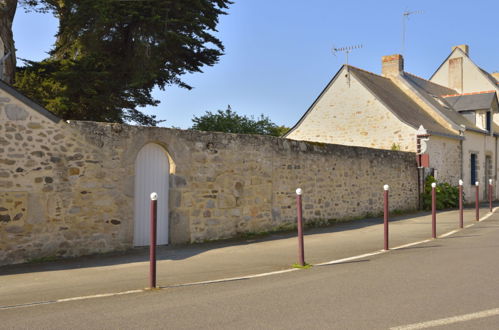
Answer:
12;0;499;129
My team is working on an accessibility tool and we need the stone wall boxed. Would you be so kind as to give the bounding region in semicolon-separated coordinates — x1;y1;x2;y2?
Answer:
426;135;461;184
1;100;419;265
0;89;136;266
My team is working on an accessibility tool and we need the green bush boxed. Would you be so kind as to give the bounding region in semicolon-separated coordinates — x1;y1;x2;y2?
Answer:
421;175;460;210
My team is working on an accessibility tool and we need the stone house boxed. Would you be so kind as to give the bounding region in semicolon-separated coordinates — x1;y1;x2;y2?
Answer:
285;45;499;202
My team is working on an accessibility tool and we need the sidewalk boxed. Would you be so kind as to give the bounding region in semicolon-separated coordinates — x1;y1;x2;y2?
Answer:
0;205;496;308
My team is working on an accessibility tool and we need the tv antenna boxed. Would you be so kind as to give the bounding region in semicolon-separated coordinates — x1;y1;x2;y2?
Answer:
402;9;423;56
332;44;363;67
332;44;363;87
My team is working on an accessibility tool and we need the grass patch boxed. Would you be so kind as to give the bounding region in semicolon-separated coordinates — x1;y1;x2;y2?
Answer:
292;263;313;269
306;141;327;147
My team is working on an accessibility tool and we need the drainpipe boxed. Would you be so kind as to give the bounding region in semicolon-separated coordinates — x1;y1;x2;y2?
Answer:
459;125;465;201
460;138;464;183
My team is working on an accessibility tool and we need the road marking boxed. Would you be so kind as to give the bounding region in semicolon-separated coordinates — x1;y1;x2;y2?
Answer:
315;250;386;266
314;206;498;266
391;239;432;250
56;289;143;302
390;307;499;329
0;289;143;310
479;207;498;221
2;207;497;311
163;268;299;288
438;229;458;238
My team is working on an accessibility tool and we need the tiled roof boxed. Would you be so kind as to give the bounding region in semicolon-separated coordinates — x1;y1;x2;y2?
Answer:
443;91;497;111
480;68;499;86
404;72;456;96
402;73;483;131
348;66;459;137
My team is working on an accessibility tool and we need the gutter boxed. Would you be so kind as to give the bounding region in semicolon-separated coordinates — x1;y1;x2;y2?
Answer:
427;130;463;140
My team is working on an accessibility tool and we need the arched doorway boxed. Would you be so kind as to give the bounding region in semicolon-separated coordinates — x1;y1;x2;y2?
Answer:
134;143;169;246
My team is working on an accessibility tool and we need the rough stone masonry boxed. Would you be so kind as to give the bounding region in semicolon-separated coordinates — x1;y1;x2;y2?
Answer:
0;85;419;266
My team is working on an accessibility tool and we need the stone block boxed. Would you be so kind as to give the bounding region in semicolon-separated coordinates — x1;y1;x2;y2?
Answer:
5;104;29;121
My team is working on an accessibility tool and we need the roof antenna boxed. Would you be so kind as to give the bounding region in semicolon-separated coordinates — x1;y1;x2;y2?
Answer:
402;9;423;56
332;44;363;87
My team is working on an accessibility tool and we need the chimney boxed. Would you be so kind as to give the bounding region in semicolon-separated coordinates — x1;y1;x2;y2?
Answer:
452;44;469;56
449;56;463;92
381;54;404;77
492;72;499;82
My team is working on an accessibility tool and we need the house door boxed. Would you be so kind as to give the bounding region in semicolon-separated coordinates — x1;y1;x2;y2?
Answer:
134;143;169;246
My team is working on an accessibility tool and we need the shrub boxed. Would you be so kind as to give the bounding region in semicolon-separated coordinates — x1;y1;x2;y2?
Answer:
421;175;460;210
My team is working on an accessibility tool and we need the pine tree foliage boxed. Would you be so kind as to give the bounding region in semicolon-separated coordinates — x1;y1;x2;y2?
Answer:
15;0;232;125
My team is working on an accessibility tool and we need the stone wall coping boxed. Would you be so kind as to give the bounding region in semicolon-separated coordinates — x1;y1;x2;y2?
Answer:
70;120;418;160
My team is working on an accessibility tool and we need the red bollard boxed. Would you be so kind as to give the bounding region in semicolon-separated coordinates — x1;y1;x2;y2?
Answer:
383;184;389;250
475;181;479;221
431;182;436;239
489;179;493;212
150;192;158;289
459;179;463;229
296;188;305;267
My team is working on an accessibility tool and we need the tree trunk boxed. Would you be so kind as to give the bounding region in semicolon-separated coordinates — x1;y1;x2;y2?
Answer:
0;0;17;84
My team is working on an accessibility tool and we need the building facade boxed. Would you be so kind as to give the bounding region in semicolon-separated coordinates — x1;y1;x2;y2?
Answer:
286;45;499;202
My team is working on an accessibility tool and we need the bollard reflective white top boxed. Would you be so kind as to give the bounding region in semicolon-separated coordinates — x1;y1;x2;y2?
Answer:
296;188;302;195
490;179;493;185
459;179;463;186
383;184;389;191
431;182;436;188
475;181;479;186
150;192;158;201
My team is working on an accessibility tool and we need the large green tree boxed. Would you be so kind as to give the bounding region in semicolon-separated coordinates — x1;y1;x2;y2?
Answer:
191;105;289;137
13;0;231;125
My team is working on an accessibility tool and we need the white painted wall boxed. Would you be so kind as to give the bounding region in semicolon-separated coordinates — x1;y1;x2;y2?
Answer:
286;67;418;151
461;131;498;202
431;49;498;95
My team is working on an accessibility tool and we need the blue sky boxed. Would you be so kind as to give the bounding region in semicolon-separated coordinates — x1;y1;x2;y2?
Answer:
12;0;499;128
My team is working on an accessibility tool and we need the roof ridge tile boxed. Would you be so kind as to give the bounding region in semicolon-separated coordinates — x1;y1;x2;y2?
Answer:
403;71;454;90
442;90;496;98
346;65;387;79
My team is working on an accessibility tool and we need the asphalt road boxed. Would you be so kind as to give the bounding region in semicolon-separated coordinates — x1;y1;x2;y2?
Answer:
1;207;491;308
2;212;499;329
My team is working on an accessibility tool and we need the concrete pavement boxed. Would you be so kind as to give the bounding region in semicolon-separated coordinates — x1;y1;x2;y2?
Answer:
0;204;496;308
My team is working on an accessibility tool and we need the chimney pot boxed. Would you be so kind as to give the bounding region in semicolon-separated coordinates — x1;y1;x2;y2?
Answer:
452;44;469;56
381;54;404;77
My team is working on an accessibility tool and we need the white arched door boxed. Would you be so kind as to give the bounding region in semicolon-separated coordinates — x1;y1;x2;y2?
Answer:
134;143;169;246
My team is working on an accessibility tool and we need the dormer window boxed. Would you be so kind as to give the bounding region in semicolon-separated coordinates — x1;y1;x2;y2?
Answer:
442;91;497;133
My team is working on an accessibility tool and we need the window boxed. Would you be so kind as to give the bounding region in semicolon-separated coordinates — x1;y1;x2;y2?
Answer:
470;153;477;185
486;111;491;132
